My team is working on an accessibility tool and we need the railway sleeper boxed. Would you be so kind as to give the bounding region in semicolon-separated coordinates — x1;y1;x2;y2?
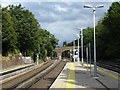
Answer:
2;60;55;89
14;60;61;89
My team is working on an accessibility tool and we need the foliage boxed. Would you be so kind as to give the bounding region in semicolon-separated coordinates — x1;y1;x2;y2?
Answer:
63;41;67;46
98;2;120;59
2;8;18;55
0;7;1;36
67;41;73;46
2;4;58;61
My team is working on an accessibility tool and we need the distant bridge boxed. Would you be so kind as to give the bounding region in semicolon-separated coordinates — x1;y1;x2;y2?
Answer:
54;46;81;60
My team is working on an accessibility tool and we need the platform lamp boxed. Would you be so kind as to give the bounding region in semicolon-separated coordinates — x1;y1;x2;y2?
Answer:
77;28;84;67
84;4;104;77
77;34;80;63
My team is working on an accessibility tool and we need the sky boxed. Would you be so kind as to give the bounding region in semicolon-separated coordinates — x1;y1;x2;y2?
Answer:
1;0;119;46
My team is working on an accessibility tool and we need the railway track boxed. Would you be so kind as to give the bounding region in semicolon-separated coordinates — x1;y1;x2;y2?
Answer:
97;61;120;73
1;60;67;89
29;60;67;89
84;60;120;73
2;59;118;89
0;64;35;80
2;60;54;89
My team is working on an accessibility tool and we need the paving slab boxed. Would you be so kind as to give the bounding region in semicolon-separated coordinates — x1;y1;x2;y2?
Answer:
50;62;120;90
83;63;119;89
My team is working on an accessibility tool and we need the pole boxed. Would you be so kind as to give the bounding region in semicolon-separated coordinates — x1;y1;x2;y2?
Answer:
93;8;97;77
86;46;88;71
78;35;80;62
36;53;39;65
70;50;72;61
72;41;74;61
73;40;75;62
84;4;103;77
25;52;26;64
81;28;84;66
89;43;92;73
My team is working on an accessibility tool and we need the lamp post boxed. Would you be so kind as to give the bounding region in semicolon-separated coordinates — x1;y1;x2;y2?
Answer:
77;34;80;63
81;28;84;67
77;28;84;66
73;39;76;62
80;28;84;66
89;43;92;73
74;39;76;62
84;5;104;77
86;46;88;70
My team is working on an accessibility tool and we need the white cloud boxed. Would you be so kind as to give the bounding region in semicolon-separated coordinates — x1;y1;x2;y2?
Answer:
54;5;68;12
1;3;9;7
1;2;24;8
23;2;112;45
0;2;114;46
40;16;94;45
0;0;119;2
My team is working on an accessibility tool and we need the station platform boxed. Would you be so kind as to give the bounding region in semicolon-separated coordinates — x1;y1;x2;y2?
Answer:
0;63;36;80
0;63;35;74
50;62;120;89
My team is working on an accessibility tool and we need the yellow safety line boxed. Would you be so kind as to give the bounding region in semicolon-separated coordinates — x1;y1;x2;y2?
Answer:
66;63;75;89
83;63;120;80
97;68;120;80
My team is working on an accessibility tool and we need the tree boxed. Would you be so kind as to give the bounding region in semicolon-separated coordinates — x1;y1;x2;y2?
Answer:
85;2;120;60
0;6;2;54
37;29;58;59
7;5;40;56
2;4;58;62
2;8;18;55
63;41;67;46
104;2;120;59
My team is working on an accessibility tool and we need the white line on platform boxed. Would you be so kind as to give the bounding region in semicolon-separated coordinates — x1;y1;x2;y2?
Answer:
49;63;67;89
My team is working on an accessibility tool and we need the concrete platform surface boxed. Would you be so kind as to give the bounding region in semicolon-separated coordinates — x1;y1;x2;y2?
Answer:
50;62;119;89
0;63;35;73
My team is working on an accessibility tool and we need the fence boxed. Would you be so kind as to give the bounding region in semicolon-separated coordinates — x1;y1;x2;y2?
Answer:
1;54;34;69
